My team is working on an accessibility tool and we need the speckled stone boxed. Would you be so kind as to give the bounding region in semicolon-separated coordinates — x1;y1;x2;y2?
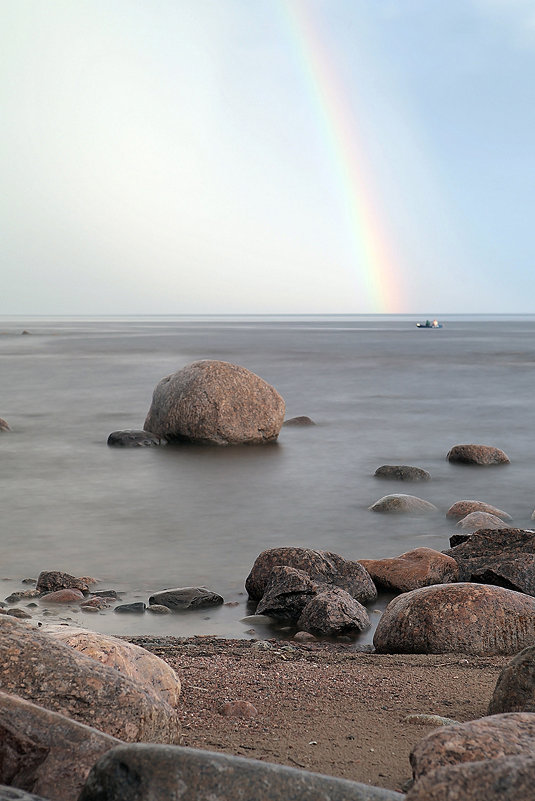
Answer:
406;754;535;801
446;500;512;521
374;465;431;481
246;547;377;605
444;528;535;595
368;494;438;515
297;587;371;637
0;690;120;801
410;712;535;779
374;582;535;655
144;360;285;445
148;588;223;611
114;602;146;614
489;645;535;714
455;511;511;531
40;588;84;604
359;548;458;593
256;566;320;620
107;430;166;447
78;744;405;801
0;616;180;742
447;444;510;465
36;571;89;594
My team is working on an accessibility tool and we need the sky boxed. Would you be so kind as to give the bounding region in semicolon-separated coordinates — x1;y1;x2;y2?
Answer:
1;0;535;315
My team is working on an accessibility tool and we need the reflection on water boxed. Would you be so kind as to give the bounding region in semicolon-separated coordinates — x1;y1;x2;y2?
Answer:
1;315;535;644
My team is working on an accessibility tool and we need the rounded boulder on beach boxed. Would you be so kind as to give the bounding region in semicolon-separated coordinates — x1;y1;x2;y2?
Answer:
144;360;285;445
373;582;535;655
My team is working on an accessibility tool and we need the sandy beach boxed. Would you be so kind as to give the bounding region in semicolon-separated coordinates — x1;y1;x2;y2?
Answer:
127;635;508;794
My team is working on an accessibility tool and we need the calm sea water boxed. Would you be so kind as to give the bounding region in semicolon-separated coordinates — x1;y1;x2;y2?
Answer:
1;314;534;643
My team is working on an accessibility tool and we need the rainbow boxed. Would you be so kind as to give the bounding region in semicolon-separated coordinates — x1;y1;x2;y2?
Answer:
278;1;403;313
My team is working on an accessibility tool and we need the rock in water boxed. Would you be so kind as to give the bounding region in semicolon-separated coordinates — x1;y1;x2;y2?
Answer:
455;511;511;531
0;616;180;743
0;690;120;801
373;582;535;655
489;645;535;714
446;500;512;521
148;587;224;611
36;571;89;594
78;744;405;801
368;494;438;515
359;548;458;593
0;418;10;432
144;360;285;445
374;465;431;481
297;588;371;636
107;430;166;447
446;444;510;465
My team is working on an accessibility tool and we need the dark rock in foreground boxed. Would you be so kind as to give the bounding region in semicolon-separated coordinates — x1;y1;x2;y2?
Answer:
444;528;535;595
0;690;120;801
144;360;285;445
297;587;371;636
114;602;146;614
374;465;430;481
78;744;404;801
0;616;180;742
149;587;224;611
373;582;535;655
256;566;320;620
406;754;535;801
359;548;458;593
246;547;377;605
489;645;535;714
410;712;535;779
107;430;167;447
447;443;510;465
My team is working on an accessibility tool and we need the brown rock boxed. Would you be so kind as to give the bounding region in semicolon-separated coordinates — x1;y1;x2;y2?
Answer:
297;588;371;636
406;754;535;801
0;690;120;801
148;587;223;611
447;444;510;465
245;547;377;605
7;609;32;619
46;628;181;708
444;528;535;595
144;360;285;445
80;598;110;609
410;712;535;779
0;616;180;742
446;499;512;521
359;548;458;593
368;494;438;515
374;465;431;482
489;645;535;714
220;701;258;719
373;582;535;655
40;589;84;604
36;571;89;594
0;418;10;432
256;566;321;620
455;511;511;531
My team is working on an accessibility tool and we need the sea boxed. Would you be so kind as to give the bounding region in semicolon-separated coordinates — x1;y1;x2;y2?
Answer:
1;314;534;645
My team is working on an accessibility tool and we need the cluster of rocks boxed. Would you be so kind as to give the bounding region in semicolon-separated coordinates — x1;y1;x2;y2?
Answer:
2;571;224;621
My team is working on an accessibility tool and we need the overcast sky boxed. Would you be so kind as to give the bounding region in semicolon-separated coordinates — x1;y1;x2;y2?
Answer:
2;0;534;315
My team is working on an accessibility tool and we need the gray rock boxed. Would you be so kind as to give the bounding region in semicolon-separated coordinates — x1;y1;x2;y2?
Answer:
246;547;377;605
0;615;180;743
283;416;316;426
446;444;510;465
146;604;171;614
0;690;119;801
144;360;285;445
297;587;371;636
107;430;166;447
148;587;224;611
0;788;51;801
444;528;535;595
455;512;511;531
78;744;405;801
374;582;535;655
114;602;146;614
369;494;438;515
256;567;322;621
489;645;535;714
446;500;512;521
374;465;431;481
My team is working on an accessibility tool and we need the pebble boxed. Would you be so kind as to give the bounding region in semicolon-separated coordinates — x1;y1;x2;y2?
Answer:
251;640;273;651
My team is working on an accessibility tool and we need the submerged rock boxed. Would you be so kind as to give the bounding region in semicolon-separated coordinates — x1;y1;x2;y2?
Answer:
455;511;511;531
0;418;10;432
369;494;438;515
144;360;285;445
447;444;510;465
374;465;431;481
283;416;316;426
107;430;167;447
148;587;224;611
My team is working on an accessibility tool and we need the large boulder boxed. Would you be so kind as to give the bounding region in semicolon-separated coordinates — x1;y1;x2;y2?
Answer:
489;645;535;714
0;616;180;743
46;628;181;707
410;712;535;779
443;528;535;595
359;548;458;593
296;588;371;636
368;494;437;515
0;691;120;801
255;566;321;620
446;500;512;521
373;582;535;655
245;547;377;605
374;465;431;481
143;360;285;445
148;587;223;611
35;571;89;594
78;744;404;801
446;444;510;465
405;754;535;801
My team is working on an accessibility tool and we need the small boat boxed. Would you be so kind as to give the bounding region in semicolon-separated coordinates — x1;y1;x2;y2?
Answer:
416;319;442;329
